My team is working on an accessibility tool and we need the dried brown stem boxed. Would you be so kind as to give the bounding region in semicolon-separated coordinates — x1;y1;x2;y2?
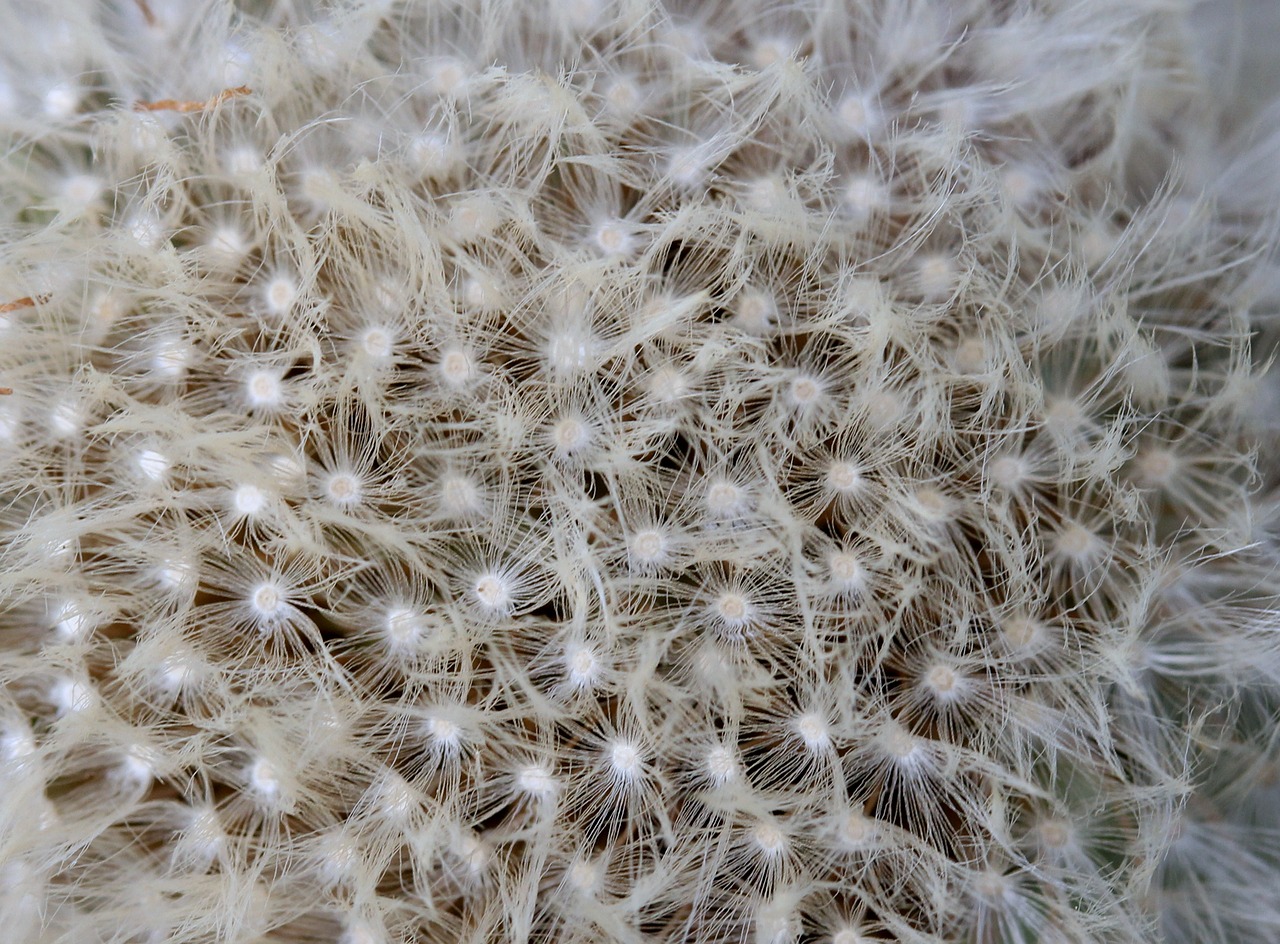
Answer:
134;86;252;114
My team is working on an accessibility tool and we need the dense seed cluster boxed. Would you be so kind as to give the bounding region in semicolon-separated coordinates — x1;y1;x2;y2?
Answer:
3;2;1280;943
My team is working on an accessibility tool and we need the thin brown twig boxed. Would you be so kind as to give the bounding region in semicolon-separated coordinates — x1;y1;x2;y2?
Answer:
0;388;12;396
0;294;49;313
134;85;252;114
133;0;157;28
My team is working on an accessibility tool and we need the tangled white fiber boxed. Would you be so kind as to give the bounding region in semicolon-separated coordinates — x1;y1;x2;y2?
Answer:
3;1;1280;942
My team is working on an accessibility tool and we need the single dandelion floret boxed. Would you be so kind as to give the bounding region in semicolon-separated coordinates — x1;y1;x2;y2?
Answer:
248;579;289;627
126;210;166;249
878;720;928;773
1000;614;1047;655
786;371;827;410
709;589;756;638
605;738;644;788
566;857;603;895
825;459;864;496
564;642;604;691
323;470;363;507
909;486;955;524
835;90;881;138
244;369;285;410
920;661;969;704
704;478;750;519
749;34;798;69
841;173;888;223
601;76;642;115
224;145;263;177
544;324;597;378
246;754;284;806
837;809;879;852
644;364;691;406
135;447;170;484
369;770;416;822
704;744;740;786
423;713;464;756
207;224;248;262
230;482;268;517
549;414;593;458
792;712;833;754
262;274;299;317
50;676;94;716
915;251;959;300
450;197;500;241
515;762;559;803
147;334;193;383
116;744;158;788
732;288;778;334
357;325;395;362
58;173;103;214
628;526;671;569
988;453;1031;490
155;556;197;594
592;218;637;258
751;818;789;860
426;57;470;96
665;143;713;190
408;131;455;175
52;599;93;642
381;606;426;655
1134;446;1178;488
825;549;866;595
471;570;514;616
50;397;84;439
438;472;484;518
437;345;478;388
452;831;490;879
1053;520;1102;564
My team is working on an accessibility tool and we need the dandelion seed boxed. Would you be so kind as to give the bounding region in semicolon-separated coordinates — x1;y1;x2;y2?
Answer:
628;527;670;568
705;745;739;786
1134;447;1178;488
50;677;93;716
793;712;832;753
752;820;788;858
231;483;267;516
244;370;284;409
593;218;635;257
550;415;592;456
323;471;363;506
1054;522;1099;561
705;479;748;518
472;572;512;614
246;755;282;804
136;448;170;483
357;326;394;361
988;454;1030;489
836;91;880;138
564;642;602;690
249;580;287;624
424;714;463;753
59;174;102;213
515;763;558;802
437;346;477;387
606;739;643;785
439;473;484;517
149;336;192;381
825;460;863;496
826;550;866;594
262;275;298;316
381;607;424;653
